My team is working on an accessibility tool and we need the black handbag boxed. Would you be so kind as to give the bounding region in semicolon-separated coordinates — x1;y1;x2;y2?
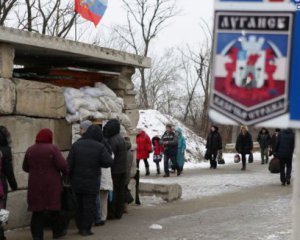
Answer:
217;150;225;164
248;153;254;163
204;151;210;160
269;157;280;174
126;188;134;204
61;185;78;214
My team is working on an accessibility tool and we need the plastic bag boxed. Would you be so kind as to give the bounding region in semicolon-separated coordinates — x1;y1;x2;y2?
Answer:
217;150;225;164
248;153;254;163
234;154;241;163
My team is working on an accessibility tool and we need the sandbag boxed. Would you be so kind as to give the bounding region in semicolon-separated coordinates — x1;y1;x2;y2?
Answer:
80;86;104;98
269;157;280;174
82;96;98;112
94;82;116;98
103;97;122;113
66;112;80;123
115;97;124;109
64;88;83;99
98;98;110;112
79;108;93;121
74;98;89;110
94;111;107;119
64;95;76;114
120;113;132;128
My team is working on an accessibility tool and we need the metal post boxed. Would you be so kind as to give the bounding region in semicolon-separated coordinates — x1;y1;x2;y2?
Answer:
293;129;300;240
75;15;78;42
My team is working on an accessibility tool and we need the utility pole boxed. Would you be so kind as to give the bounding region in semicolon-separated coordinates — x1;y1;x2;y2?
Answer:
293;130;300;240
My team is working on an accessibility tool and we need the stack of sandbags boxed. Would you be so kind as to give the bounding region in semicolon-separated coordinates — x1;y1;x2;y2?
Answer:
64;83;124;123
64;83;133;135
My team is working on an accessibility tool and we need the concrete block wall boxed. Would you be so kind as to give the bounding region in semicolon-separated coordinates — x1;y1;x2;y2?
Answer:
0;77;71;229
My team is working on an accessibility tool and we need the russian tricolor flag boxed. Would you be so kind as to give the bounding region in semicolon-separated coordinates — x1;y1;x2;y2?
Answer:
75;0;108;26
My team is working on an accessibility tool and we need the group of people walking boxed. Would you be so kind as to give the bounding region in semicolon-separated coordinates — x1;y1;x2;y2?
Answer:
0;121;295;240
136;124;186;178
205;125;295;186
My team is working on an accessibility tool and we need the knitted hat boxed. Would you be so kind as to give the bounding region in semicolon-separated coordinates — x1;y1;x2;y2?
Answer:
80;120;93;131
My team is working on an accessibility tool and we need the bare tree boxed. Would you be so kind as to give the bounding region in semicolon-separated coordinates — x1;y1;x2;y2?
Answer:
4;0;77;39
0;0;18;25
114;0;178;108
145;50;179;109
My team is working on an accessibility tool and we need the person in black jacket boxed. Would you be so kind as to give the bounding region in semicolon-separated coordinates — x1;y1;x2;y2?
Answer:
161;124;179;177
0;126;18;240
235;126;253;171
257;128;271;164
103;119;127;220
206;125;222;169
68;125;113;236
275;129;295;186
270;128;280;155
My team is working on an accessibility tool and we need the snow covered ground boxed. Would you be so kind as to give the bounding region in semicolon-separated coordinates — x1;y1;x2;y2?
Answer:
140;152;281;203
137;109;206;163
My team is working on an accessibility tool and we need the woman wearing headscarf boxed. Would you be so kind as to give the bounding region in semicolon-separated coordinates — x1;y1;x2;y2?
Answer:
235;126;253;171
0;126;18;240
176;127;186;173
23;128;68;240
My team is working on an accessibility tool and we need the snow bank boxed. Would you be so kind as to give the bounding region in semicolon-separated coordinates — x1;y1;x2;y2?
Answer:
137;109;206;163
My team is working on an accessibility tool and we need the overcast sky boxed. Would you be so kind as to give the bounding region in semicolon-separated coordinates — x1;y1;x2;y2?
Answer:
88;0;215;53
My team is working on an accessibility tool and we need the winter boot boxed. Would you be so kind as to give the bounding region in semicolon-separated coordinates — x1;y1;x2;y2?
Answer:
124;203;129;214
145;167;150;176
156;167;160;176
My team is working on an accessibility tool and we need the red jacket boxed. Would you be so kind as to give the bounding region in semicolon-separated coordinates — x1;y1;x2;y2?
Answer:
153;139;164;155
136;131;152;160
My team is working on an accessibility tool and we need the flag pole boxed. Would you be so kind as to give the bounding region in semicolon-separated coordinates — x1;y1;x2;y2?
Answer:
75;14;78;41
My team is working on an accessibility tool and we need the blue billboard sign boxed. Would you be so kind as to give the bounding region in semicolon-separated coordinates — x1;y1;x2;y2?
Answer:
210;0;300;127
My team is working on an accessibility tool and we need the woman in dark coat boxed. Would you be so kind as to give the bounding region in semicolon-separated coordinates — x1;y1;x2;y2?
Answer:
23;128;68;240
236;126;253;171
0;126;18;240
257;127;271;164
206;126;222;169
103;119;127;220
